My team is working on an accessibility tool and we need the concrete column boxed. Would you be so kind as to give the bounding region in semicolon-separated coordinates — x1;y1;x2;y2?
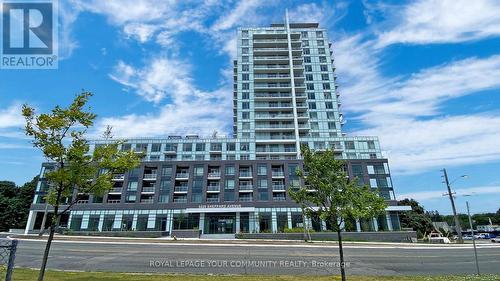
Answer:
132;213;138;231
254;211;260;233
167;211;173;234
98;213;104;232
81;214;90;230
113;213;122;230
199;213;205;234
24;211;35;234
271;210;277;233
373;217;379;232
386;212;393;231
235;212;240;233
356;219;361;232
338;218;345;231
147;213;156;230
321;220;327;231
287;210;292;229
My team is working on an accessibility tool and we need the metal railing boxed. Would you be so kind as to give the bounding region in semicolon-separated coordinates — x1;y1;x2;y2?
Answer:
0;239;18;281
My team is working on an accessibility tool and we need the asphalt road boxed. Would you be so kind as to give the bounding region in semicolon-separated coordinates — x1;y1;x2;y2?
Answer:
13;239;500;276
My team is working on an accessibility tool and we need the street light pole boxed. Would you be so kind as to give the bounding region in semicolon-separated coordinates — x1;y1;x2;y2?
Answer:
442;168;463;243
466;201;480;276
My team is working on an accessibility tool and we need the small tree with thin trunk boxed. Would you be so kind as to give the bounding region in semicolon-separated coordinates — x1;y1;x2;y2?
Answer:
22;92;141;281
290;146;387;281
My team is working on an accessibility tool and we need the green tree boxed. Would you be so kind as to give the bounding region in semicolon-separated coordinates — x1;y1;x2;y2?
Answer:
289;146;387;281
0;177;37;231
22;92;141;281
398;199;434;238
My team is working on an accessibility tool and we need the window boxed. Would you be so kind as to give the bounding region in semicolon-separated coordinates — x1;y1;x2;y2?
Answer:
126;194;136;203
307;92;315;99
242;64;249;71
127;181;138;191
303;48;310;55
242;74;249;80
183;143;192;152
306;74;313;81
328;122;336;129
225;165;235;175
226;143;236;151
324;92;332;99
311;122;319;130
304;57;311;63
242;56;249;63
325;102;333;109
194;166;204;177
309;112;318;119
196;143;205;151
225;179;235;189
306;83;314;90
323;83;331;90
258;179;268;188
320;65;328;71
160;180;171;190
345;141;355;150
318;48;326;55
242;48;249;54
121;143;131;151
327;112;335;119
316;31;323;38
161;166;172;177
242;122;250;130
224;192;235;202
242;83;249;90
240;142;249;151
164;143;177;152
242;39;249;46
301;31;308;38
242;92;250;99
367;141;376;149
191;193;202;203
151;143;161;152
242;112;250;119
242;102;250;109
322;74;329;80
302;40;309;46
242;30;248;37
308;102;317;109
305;65;312;72
317;40;324;46
257;164;267;176
319;56;327;63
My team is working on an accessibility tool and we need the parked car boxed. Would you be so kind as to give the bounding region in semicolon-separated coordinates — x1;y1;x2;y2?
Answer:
428;232;451;244
479;233;496;239
491;237;500;243
463;235;473;240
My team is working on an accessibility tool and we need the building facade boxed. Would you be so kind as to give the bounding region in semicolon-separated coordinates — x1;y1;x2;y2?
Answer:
25;16;409;236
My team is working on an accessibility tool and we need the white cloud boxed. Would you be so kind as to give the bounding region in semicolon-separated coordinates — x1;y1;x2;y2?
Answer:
288;1;348;26
102;56;232;137
0;104;24;129
398;186;500;201
374;0;500;47
334;32;500;174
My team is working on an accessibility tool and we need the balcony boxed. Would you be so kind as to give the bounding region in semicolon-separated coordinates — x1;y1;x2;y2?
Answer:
173;198;188;203
207;172;221;178
272;171;285;178
142;187;156;193
207;185;220;192
272;184;286;191
239;185;253;192
143;173;157;180
108;188;122;194
140;198;154;204
239;196;253;202
239;171;252;178
206;197;220;203
175;172;189;179
112;174;125;181
174;186;188;193
273;196;287;201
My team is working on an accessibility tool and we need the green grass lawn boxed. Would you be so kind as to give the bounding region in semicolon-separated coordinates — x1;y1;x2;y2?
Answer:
8;268;500;281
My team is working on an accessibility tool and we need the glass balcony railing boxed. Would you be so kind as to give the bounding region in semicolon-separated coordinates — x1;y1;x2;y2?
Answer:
207;185;220;192
239;171;252;177
206;197;220;203
174;186;188;192
272;184;286;191
175;172;189;178
142;187;155;193
239;185;253;190
173;198;188;203
239;197;253;202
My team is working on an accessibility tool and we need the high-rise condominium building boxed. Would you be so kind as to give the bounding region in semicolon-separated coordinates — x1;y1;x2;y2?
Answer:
25;14;410;236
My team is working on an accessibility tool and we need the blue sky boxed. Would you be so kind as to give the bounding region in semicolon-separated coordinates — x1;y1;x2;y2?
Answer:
1;0;499;215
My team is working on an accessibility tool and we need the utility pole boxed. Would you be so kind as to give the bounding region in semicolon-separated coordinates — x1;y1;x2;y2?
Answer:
466;201;480;275
442;168;463;243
